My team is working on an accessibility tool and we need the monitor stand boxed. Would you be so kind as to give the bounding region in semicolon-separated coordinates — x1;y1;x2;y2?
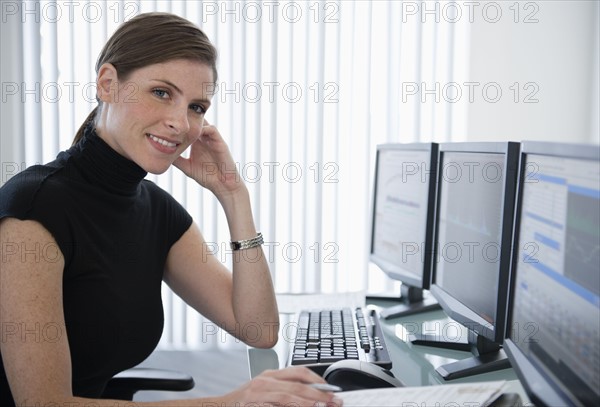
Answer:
409;329;511;380
379;285;441;320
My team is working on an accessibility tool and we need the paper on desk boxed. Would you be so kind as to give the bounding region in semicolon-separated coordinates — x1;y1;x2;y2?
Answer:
338;380;506;407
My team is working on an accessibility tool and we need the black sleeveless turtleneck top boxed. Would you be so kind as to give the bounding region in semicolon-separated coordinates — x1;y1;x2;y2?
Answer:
0;126;193;404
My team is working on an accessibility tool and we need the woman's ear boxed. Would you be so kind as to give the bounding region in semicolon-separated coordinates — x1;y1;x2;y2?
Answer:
96;63;119;103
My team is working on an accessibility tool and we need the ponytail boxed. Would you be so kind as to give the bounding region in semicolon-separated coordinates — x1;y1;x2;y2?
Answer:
72;107;99;146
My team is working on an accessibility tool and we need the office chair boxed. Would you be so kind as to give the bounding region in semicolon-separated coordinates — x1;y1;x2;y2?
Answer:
102;367;195;401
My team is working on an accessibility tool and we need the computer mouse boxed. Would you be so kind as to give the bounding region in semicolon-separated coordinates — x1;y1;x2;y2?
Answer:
323;360;405;391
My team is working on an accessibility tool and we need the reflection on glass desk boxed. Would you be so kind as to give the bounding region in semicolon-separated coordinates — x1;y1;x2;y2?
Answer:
370;300;517;387
247;297;530;404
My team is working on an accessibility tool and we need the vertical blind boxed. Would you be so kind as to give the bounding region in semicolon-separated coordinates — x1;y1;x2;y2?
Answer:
12;0;471;349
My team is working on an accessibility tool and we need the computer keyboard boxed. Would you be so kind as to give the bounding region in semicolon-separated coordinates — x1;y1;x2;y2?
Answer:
288;307;392;374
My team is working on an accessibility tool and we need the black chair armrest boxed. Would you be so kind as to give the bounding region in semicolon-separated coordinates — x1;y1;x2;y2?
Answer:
102;367;195;400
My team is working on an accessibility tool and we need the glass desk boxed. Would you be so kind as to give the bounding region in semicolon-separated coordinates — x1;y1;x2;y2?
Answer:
248;295;531;404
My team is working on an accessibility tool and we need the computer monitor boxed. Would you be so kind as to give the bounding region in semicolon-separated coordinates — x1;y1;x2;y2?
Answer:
410;142;520;380
504;142;600;407
370;143;440;319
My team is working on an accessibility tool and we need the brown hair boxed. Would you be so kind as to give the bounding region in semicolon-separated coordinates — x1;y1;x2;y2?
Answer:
73;12;218;145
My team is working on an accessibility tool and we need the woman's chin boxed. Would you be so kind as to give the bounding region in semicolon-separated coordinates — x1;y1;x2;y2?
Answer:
142;161;174;175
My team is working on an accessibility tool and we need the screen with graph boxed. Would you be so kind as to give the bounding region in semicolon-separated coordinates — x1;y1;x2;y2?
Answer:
371;147;433;285
507;147;599;406
434;151;506;325
417;142;519;380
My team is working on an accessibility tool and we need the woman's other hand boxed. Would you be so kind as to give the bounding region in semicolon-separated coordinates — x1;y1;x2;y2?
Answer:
173;120;245;199
220;366;343;407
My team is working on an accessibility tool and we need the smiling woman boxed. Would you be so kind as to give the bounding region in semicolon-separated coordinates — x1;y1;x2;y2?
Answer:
0;12;340;407
94;60;214;175
71;12;218;144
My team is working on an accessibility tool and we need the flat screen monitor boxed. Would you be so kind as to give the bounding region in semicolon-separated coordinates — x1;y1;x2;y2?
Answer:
370;143;440;319
410;142;520;380
504;141;600;407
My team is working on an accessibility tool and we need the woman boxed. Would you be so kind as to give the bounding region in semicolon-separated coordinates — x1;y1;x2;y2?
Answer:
0;12;340;407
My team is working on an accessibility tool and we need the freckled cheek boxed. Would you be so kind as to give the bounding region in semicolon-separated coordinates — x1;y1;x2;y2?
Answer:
128;94;162;117
120;101;154;126
186;118;204;135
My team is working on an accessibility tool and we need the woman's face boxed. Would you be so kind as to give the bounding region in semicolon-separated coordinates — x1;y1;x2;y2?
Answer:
96;59;214;174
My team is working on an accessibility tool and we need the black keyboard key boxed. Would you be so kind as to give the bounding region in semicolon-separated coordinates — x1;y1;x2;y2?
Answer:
292;357;318;365
320;355;345;363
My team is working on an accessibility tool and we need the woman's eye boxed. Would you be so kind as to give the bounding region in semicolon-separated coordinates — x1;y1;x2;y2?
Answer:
152;89;169;98
190;104;206;115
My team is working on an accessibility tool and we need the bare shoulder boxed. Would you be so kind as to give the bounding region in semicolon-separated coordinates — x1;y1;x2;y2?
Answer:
0;217;64;289
1;217;64;263
1;216;56;237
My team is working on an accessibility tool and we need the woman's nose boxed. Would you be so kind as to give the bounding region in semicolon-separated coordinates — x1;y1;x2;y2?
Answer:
166;106;190;134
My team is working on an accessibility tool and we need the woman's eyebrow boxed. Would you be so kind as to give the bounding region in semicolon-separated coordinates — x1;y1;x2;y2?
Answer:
151;78;212;106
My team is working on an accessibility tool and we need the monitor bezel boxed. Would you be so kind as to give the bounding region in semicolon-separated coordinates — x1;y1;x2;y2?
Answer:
369;142;439;290
504;141;600;407
429;141;520;344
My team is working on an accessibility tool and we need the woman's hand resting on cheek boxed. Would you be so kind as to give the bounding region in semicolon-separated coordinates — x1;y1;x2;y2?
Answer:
173;119;245;200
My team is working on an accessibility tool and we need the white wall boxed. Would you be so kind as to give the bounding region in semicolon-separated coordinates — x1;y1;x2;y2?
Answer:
0;9;25;186
466;0;599;143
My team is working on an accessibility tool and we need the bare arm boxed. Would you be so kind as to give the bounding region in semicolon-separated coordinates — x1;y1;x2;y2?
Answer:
0;218;72;405
163;208;279;348
167;121;279;347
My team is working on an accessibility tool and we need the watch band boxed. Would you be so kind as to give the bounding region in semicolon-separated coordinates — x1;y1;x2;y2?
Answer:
230;232;264;251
